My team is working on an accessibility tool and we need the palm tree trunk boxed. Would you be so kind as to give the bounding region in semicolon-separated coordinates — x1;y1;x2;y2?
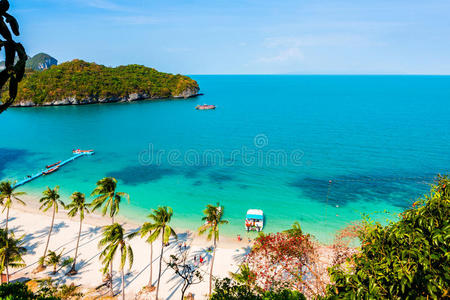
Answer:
5;265;9;284
5;205;10;232
209;237;217;296
121;269;126;300
70;217;83;273
42;205;56;266
156;228;165;300
148;242;153;287
109;266;114;296
109;216;114;296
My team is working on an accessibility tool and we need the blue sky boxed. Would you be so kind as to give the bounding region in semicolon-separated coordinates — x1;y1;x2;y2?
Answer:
10;0;450;74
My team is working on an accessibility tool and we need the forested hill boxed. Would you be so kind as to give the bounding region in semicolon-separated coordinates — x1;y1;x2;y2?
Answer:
8;60;199;106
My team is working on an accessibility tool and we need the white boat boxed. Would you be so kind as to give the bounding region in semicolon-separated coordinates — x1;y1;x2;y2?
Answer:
245;209;264;232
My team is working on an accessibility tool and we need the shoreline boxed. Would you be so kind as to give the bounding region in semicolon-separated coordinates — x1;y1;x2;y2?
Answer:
5;194;335;299
5;194;253;299
15;194;245;249
10;93;202;108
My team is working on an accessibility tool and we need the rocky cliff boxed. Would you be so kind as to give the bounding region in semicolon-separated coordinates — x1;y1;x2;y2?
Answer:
12;88;199;107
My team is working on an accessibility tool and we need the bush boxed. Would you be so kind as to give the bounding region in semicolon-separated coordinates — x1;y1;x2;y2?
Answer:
325;175;450;299
211;278;306;300
0;282;59;300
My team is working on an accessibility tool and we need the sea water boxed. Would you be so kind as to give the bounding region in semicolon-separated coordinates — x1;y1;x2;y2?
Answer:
1;75;449;243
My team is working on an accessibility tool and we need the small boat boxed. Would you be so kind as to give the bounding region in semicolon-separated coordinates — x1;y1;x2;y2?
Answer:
46;161;61;169
43;166;59;175
245;209;264;232
196;104;216;110
73;149;94;155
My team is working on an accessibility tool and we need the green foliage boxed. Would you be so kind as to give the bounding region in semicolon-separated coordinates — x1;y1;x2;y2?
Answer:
8;59;199;104
198;203;228;242
43;249;72;274
145;206;177;244
283;221;303;237
35;278;82;299
67;192;89;221
90;177;128;219
39;186;65;213
25;53;57;70
211;278;306;300
0;229;26;279
325;174;450;299
0;282;60;300
0;0;28;113
98;223;134;275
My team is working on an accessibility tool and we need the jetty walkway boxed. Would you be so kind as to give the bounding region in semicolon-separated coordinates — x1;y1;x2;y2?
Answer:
13;151;94;188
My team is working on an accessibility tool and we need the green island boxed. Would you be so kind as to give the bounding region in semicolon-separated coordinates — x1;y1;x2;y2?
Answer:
6;59;200;107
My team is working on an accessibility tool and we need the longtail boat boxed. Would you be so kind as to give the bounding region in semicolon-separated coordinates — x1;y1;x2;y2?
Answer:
43;166;59;175
46;161;61;169
196;104;216;110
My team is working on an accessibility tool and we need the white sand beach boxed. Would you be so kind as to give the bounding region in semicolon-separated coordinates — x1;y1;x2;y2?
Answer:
6;195;252;299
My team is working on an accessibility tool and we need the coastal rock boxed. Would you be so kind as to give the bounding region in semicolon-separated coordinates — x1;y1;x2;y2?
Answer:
11;87;200;107
173;86;199;98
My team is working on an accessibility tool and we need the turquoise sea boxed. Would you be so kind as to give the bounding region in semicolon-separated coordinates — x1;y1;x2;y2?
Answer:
1;75;449;243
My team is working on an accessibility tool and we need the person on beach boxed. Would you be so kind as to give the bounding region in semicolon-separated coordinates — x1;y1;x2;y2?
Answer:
237;234;242;241
199;256;204;264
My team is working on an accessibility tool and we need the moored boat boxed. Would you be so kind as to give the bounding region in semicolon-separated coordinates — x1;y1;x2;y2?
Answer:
73;149;94;155
196;104;216;110
46;161;61;169
43;166;59;175
245;209;264;232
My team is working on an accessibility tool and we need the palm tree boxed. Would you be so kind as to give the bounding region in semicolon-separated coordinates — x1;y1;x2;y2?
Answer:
0;181;26;232
283;221;303;236
146;206;177;300
90;177;129;224
66;192;90;275
91;177;129;287
44;249;64;275
38;186;65;269
98;223;135;299
139;221;157;289
198;203;228;296
0;229;26;283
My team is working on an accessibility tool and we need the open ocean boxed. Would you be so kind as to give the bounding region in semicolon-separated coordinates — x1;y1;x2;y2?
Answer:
1;75;449;243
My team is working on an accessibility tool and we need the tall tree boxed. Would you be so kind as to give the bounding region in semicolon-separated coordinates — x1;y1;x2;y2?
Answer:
146;206;177;300
38;186;65;269
98;223;135;299
198;203;229;296
91;177;129;224
0;229;26;283
91;177;129;287
66;192;90;275
0;181;26;233
139;221;156;289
